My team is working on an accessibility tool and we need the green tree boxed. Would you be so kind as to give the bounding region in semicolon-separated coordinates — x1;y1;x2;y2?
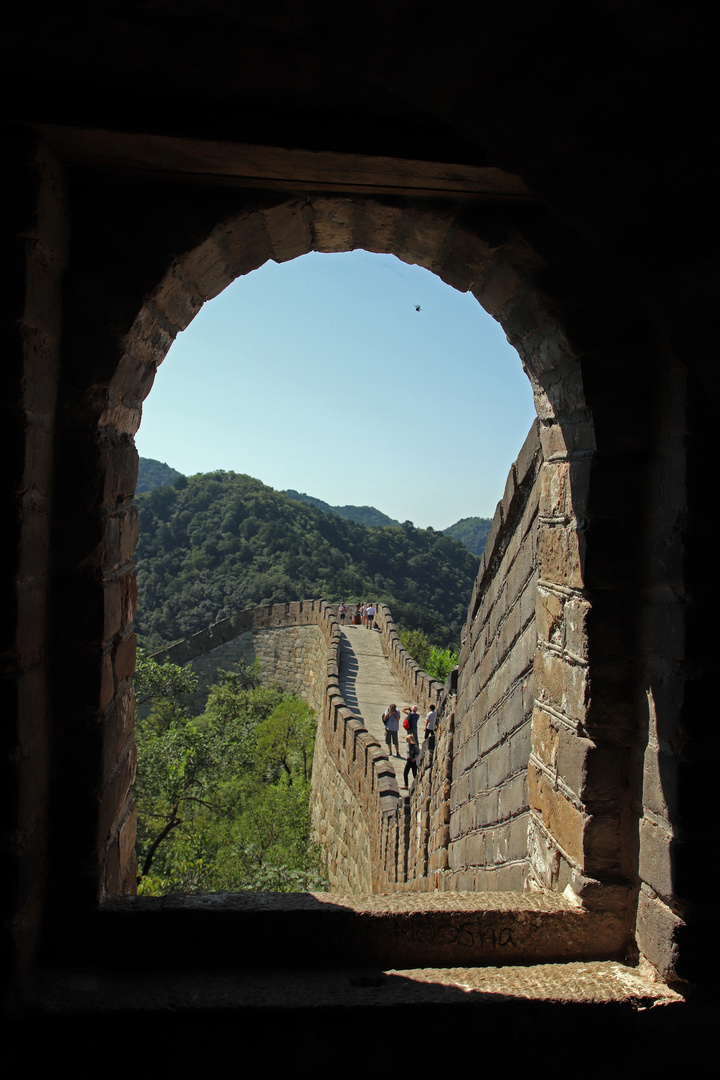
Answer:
398;630;457;682
256;699;316;785
133;658;324;895
425;646;458;683
135;648;198;717
398;628;432;671
135;714;216;880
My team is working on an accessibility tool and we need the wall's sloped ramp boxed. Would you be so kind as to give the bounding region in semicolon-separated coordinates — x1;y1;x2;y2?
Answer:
338;626;413;786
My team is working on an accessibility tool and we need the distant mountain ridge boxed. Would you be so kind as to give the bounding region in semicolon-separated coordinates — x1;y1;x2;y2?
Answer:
134;470;479;651
442;517;492;558
283;489;400;528
137;458;184;494
283;489;491;557
138;460;490;559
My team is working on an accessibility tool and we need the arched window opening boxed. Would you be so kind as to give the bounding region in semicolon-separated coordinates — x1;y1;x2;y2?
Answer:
136;250;534;640
131;248;536;896
86;193;614;926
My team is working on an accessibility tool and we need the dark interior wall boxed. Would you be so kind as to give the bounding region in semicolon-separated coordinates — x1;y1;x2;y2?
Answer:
2;3;716;991
2;128;68;981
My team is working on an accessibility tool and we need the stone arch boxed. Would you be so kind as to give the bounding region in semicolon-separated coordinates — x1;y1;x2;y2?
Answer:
86;192;620;907
3;0;710;1004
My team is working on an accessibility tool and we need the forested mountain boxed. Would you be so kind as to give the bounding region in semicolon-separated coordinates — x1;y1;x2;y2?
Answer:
282;488;491;556
134;471;479;650
282;489;400;528
443;516;492;557
137;458;184;494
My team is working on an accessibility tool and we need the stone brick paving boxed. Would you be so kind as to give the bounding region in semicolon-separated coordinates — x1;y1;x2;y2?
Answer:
339;625;413;786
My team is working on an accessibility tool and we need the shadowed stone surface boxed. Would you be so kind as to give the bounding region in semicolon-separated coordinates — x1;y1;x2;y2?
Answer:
88;891;630;969
3;3;716;1029
26;959;680;1012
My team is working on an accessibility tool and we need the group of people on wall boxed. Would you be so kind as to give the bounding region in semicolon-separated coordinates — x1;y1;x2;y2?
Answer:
383;703;437;788
336;600;437;789
338;601;375;628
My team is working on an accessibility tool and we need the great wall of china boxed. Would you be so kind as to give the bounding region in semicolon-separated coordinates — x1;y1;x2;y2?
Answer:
150;424;602;900
6;6;713;1035
147;420;633;963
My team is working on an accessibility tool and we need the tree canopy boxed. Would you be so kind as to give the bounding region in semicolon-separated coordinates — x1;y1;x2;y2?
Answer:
398;629;458;684
443;516;492;557
283;488;400;527
134;654;324;894
134;470;479;650
136;457;184;494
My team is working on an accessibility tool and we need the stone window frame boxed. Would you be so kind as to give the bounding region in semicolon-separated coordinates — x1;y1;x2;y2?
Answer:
89;194;619;909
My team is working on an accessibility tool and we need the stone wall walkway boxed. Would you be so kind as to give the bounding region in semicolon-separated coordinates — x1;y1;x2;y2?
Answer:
338;624;413;787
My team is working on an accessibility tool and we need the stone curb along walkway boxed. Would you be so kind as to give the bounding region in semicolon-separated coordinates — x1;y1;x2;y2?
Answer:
338;625;415;789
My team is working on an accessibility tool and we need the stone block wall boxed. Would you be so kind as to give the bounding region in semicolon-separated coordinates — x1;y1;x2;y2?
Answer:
149;602;329;716
309;616;403;894
374;423;542;894
311;721;375;893
451;422;541;891
3;131;69;972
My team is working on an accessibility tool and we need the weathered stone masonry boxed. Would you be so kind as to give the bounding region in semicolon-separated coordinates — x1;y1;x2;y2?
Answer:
5;6;714;1002
148;603;330;716
374;423;541;895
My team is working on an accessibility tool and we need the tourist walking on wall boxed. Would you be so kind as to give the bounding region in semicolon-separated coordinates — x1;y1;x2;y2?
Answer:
425;705;437;738
403;734;419;788
383;703;400;757
365;603;375;629
402;705;419;744
339;602;347;625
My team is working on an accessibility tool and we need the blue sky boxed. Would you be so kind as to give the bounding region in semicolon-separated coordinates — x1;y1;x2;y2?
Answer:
135;250;536;530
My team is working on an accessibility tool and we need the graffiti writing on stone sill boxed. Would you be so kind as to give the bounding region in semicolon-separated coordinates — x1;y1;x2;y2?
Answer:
478;928;517;948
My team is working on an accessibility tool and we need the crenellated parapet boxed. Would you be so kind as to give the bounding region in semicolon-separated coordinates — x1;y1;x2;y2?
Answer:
148;600;337;715
373;605;444;715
